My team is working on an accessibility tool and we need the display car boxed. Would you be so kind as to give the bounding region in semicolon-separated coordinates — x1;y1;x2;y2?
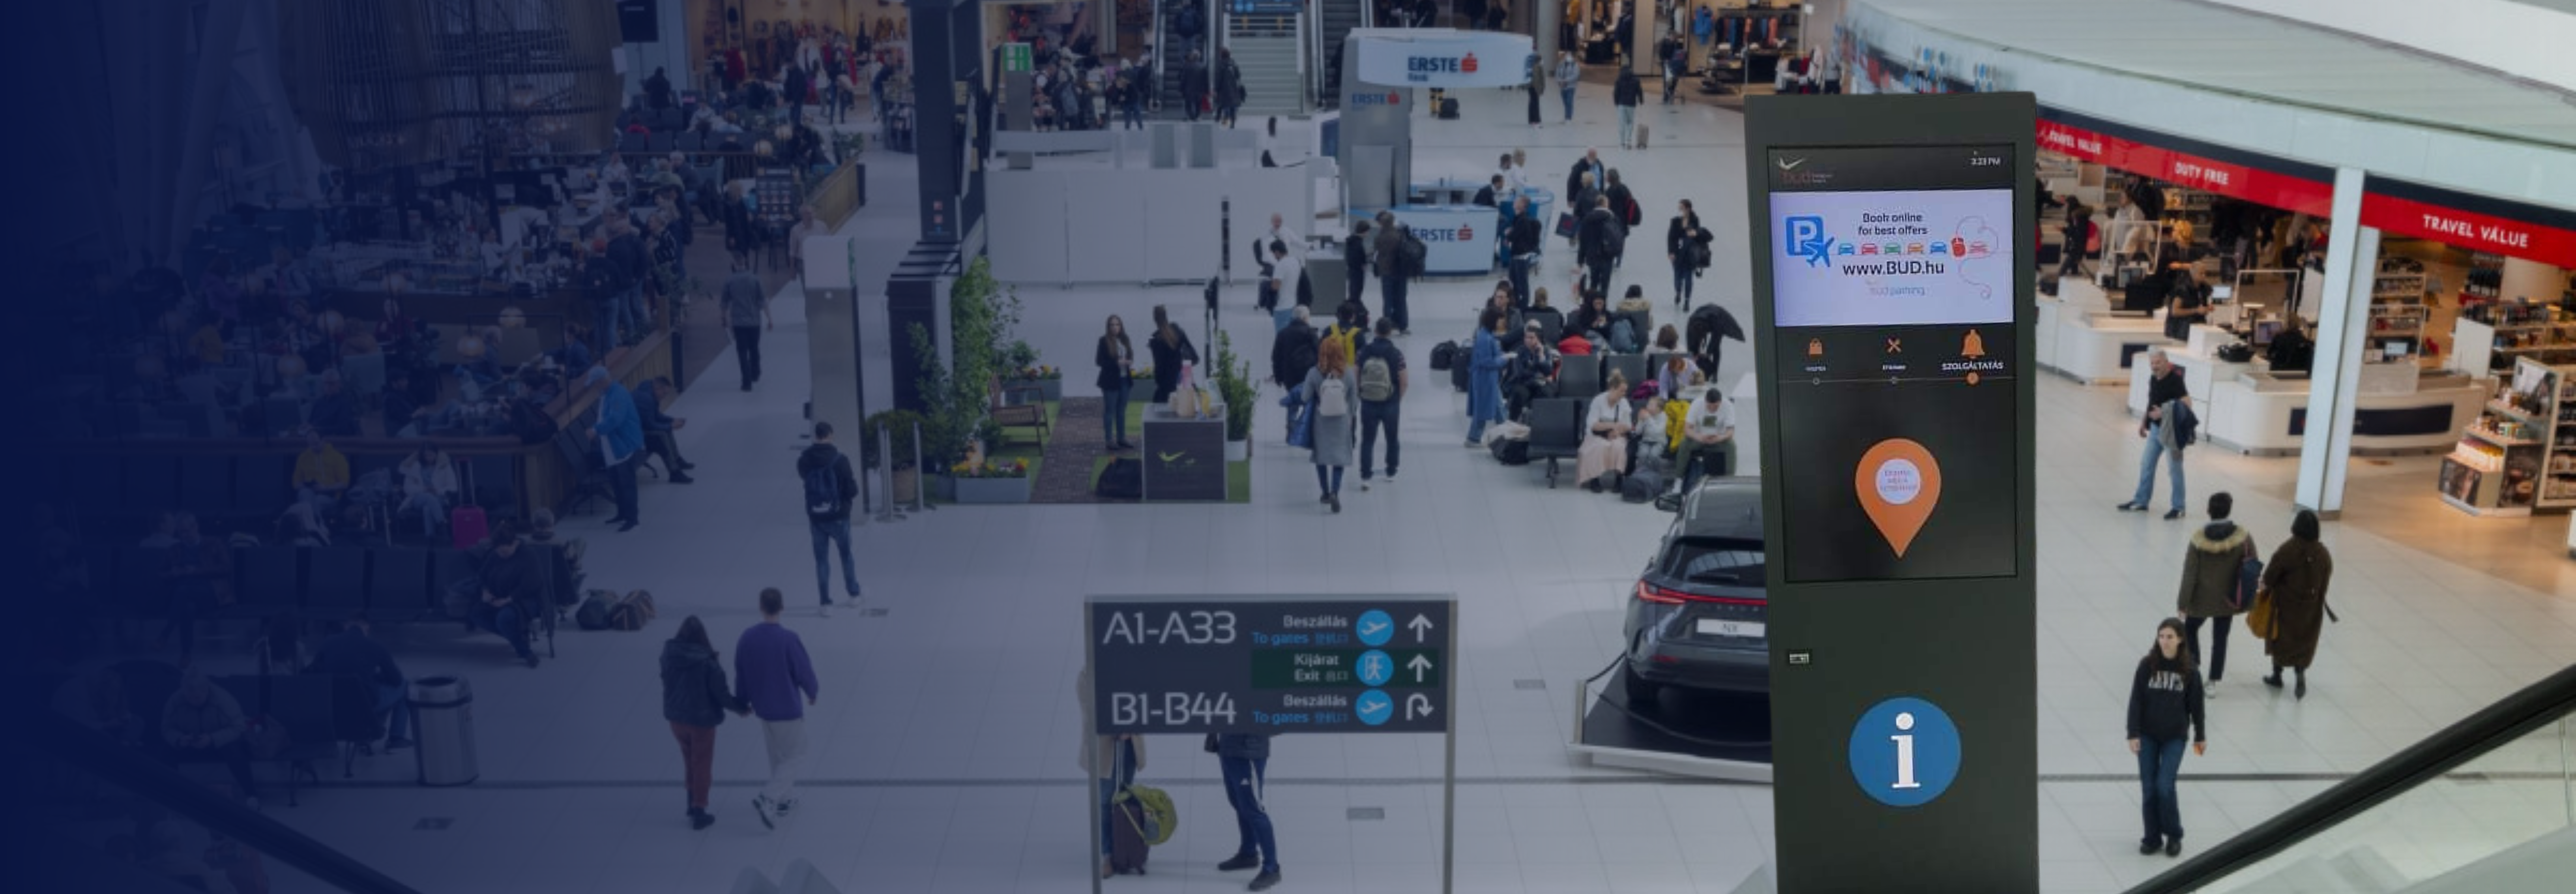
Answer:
1621;477;1769;703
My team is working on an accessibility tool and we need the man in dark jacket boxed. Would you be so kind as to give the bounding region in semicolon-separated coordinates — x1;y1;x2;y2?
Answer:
798;422;863;616
1215;48;1244;127
1343;221;1371;309
2119;350;2190;518
1613;69;1644;149
2175;492;2252;689
646;67;673;110
1181;51;1210;122
307;615;411;748
606;223;652;341
474;532;544;667
1507;195;1543;307
1566;149;1606;208
1578;196;1623;297
785;62;811;126
1505;324;1559;421
1372;212;1413;335
1272;305;1320;439
1215;732;1282;890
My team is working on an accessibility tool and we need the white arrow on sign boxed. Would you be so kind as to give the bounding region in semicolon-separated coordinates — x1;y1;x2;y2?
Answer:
1405;693;1435;721
1407;614;1435;643
1407;653;1434;683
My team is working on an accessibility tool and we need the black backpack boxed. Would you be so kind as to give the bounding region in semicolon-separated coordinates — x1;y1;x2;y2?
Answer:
1096;457;1143;500
1429;340;1458;371
1399;229;1428;278
802;456;844;519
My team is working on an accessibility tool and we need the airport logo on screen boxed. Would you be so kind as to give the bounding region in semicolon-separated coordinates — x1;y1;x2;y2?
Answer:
1848;697;1962;808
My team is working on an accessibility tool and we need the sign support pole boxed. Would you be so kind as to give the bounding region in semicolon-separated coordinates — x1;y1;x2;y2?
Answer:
1440;597;1458;894
1086;605;1102;894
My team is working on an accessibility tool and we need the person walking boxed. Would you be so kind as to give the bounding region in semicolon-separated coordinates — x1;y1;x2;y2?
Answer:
797;422;862;616
1214;732;1283;891
738;588;819;830
2127;618;2208;858
1467;308;1509;446
663;616;750;830
2119;350;2191;519
1096;316;1137;451
1344;221;1372;310
1215;48;1244;127
1507;194;1543;306
1272;306;1321;441
2260;510;2334;699
588;367;644;532
2057;194;2092;280
1372;212;1413;335
1613;67;1642;149
1147;305;1200;403
1076;665;1145;879
1667;199;1712;309
1304;337;1359;513
1525;55;1543;127
1181;50;1210;123
1357;318;1407;489
1556;51;1580;123
1579;195;1622;298
2176;492;2253;693
722;259;772;391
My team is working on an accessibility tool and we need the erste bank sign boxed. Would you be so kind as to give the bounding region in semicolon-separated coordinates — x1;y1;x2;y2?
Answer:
1350;30;1532;90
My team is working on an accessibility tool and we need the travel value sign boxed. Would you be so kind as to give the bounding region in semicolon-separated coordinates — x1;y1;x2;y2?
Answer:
1087;596;1456;735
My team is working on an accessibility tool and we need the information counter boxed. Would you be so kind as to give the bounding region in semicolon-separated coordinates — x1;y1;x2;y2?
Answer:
2125;336;2482;456
2036;280;2175;384
1380;184;1553;277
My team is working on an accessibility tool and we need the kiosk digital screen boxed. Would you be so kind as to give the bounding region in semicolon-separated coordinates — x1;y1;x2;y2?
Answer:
1767;145;2021;583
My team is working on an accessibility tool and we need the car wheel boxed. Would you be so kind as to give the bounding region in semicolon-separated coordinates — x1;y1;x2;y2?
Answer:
1620;666;1660;708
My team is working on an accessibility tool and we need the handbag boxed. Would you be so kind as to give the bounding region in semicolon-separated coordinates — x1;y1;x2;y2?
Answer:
1554;212;1578;239
2245;587;2277;640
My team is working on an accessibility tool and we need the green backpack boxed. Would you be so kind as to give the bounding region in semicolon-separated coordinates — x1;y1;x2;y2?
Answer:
1115;784;1179;846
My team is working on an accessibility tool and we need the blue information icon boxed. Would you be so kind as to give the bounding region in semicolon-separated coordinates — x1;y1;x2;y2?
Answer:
1355;689;1393;726
1847;697;1962;808
1356;650;1394;687
1356;610;1395;646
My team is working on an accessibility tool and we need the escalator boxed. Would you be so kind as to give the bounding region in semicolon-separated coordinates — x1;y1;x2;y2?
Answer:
22;708;424;893
2128;663;2576;893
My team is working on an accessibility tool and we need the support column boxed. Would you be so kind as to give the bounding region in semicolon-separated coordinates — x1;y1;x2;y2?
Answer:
2294;168;2373;518
1535;0;1560;90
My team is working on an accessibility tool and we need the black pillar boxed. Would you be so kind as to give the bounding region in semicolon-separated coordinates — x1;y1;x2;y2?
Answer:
905;0;982;243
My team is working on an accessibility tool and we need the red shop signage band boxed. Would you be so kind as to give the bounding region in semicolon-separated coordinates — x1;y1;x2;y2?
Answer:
2360;190;2576;269
2037;119;2334;216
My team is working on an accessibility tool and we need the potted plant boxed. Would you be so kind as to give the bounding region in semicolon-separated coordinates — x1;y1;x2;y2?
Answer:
1214;332;1256;461
950;456;1034;504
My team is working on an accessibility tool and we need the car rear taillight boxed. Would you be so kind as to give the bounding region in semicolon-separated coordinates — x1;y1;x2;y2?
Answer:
1635;581;1765;606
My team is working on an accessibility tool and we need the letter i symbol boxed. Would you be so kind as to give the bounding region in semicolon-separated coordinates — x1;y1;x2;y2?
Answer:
1891;712;1921;790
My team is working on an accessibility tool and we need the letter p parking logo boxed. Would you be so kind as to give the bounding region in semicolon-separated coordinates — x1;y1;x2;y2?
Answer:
1848;697;1960;808
1785;216;1834;268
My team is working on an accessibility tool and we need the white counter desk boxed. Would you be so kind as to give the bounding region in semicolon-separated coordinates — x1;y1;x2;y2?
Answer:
2037;278;2177;385
2125;330;2483;456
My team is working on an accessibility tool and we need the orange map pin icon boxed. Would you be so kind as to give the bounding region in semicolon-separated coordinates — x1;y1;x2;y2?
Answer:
1855;439;1942;558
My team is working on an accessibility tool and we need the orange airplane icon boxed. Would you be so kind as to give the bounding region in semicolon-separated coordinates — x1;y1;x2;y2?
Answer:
1961;329;1986;358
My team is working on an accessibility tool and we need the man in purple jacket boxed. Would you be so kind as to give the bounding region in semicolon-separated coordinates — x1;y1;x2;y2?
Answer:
736;587;819;829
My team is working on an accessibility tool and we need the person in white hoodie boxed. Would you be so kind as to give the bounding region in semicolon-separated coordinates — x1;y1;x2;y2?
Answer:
397;445;461;538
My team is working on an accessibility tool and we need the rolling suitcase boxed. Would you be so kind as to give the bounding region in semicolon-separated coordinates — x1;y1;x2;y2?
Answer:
1109;797;1153;874
449;463;487;550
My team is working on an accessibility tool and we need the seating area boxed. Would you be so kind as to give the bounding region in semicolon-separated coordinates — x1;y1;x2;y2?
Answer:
80;541;563;656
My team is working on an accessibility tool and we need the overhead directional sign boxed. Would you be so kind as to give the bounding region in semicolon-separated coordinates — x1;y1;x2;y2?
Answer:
1087;596;1456;735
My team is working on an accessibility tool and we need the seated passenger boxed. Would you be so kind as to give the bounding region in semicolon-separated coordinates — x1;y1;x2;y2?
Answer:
1577;371;1637;493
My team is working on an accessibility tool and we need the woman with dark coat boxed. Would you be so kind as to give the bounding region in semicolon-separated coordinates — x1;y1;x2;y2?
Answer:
1666;199;1714;309
2127;618;2207;858
1095;315;1136;450
1344;221;1371;309
662;615;749;830
2260;510;2333;698
1146;304;1199;403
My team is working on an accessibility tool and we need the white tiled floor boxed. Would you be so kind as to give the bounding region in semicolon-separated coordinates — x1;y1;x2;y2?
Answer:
231;78;2576;894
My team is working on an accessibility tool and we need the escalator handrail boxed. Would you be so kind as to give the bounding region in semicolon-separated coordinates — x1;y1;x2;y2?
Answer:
2127;662;2576;893
31;709;427;894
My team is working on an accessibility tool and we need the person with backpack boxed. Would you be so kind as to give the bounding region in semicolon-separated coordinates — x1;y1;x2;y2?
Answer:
1604;168;1639;256
797;422;863;617
663;615;751;830
1303;337;1359;513
1097;315;1137;451
1667;198;1713;309
1357;318;1407;488
2176;492;2253;694
1613;67;1642;149
738;588;819;830
1272;305;1320;440
1214;732;1282;891
1578;196;1623;303
2127;618;2208;858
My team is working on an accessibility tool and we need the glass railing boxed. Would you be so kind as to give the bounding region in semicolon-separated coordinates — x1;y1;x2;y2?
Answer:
26;707;423;894
2131;665;2576;893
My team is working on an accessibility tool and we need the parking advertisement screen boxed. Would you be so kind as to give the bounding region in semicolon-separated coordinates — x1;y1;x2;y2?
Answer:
1767;145;2021;583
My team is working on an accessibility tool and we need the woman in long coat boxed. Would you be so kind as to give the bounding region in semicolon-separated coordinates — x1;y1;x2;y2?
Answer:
2260;509;2333;699
1466;308;1508;445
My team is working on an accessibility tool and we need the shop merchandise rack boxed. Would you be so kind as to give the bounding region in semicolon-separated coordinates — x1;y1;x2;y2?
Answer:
2371;257;2430;355
2442;358;2573;516
2460;302;2576;371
